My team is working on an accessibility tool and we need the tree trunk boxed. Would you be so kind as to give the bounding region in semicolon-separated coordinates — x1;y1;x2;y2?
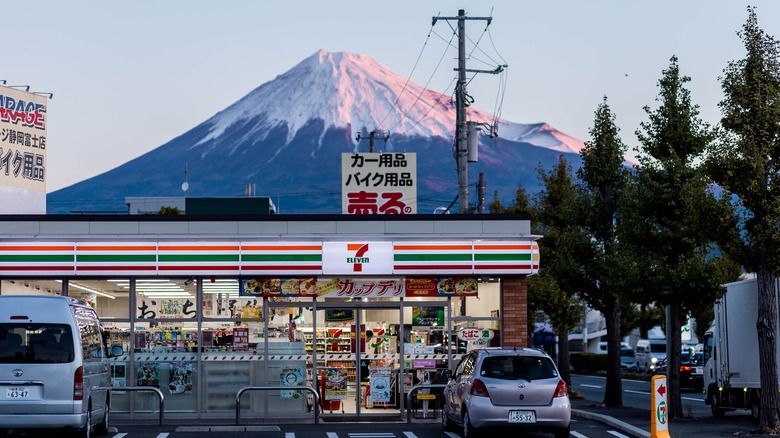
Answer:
556;330;572;388
757;263;780;431
602;294;623;407
668;303;684;419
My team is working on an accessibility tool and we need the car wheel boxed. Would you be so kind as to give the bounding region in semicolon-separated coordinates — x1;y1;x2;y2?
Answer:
709;390;725;418
442;407;454;431
462;410;479;438
751;396;760;423
553;424;571;438
77;407;92;438
94;401;109;436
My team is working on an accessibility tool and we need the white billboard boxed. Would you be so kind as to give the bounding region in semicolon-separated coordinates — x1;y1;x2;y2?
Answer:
341;152;416;214
0;85;48;214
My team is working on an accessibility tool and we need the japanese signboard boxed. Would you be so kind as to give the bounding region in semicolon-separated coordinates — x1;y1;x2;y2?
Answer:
322;241;394;275
341;152;416;214
412;307;445;326
324;368;349;400
239;276;478;299
0;85;48;214
369;366;392;403
232;327;249;351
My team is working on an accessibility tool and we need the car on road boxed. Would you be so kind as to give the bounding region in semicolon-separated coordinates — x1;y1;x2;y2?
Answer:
620;347;637;372
653;350;704;390
441;347;571;438
635;339;667;373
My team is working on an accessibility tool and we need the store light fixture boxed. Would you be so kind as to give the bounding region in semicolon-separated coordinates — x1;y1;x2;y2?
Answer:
56;280;116;299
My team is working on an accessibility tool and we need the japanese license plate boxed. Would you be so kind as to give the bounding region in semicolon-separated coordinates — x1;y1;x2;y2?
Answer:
509;410;536;423
5;386;30;399
692;367;703;375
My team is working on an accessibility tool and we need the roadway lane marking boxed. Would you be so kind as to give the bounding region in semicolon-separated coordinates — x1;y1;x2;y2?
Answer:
607;431;631;438
348;434;395;437
571;431;587;438
286;433;295;438
403;433;418;438
624;389;650;395
581;384;602;389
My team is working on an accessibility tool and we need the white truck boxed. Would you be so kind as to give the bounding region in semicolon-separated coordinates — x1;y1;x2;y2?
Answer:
703;277;778;420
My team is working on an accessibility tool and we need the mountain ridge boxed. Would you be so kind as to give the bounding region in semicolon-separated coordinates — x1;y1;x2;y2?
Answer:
47;50;585;214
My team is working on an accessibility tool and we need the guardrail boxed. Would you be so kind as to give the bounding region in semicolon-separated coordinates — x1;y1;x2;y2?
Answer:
405;383;446;423
236;385;319;425
110;386;165;426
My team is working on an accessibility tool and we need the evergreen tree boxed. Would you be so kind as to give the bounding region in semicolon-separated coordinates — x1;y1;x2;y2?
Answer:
705;7;780;431
623;56;740;419
576;96;630;407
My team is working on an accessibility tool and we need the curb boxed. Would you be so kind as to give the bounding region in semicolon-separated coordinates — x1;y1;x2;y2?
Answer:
572;409;649;438
176;425;282;432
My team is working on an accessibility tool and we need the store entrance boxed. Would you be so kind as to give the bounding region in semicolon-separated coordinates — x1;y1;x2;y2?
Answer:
315;301;404;419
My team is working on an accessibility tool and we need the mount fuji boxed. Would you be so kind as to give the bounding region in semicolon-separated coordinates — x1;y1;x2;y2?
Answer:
47;50;585;214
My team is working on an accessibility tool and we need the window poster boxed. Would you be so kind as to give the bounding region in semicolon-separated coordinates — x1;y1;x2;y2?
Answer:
137;362;160;388
168;362;193;394
280;366;305;399
324;368;348;400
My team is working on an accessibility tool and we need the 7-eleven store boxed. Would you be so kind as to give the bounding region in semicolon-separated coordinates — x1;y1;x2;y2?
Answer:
0;214;537;422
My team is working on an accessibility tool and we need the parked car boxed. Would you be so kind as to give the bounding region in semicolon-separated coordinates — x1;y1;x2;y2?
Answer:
441;347;571;438
635;339;667;373
0;296;121;437
653;350;704;390
620;347;637;372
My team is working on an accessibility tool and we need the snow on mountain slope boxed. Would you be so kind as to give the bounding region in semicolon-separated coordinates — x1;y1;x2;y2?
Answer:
194;50;583;154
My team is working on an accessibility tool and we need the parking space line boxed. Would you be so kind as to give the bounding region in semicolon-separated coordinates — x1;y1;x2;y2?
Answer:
327;433;339;438
571;431;587;438
444;433;460;438
607;431;631;438
112;434;127;438
402;432;418;438
156;434;169;438
286;433;295;438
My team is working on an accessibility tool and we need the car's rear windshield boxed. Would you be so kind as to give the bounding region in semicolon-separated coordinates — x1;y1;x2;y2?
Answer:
0;323;75;364
621;348;634;357
650;344;666;353
480;355;558;380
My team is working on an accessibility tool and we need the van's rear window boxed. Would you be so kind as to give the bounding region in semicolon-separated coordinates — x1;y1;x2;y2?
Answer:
0;324;75;363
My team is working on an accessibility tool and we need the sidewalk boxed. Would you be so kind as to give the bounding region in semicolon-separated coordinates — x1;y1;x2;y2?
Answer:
571;397;759;438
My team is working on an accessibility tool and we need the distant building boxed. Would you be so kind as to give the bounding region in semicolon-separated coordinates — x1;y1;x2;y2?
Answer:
126;197;276;215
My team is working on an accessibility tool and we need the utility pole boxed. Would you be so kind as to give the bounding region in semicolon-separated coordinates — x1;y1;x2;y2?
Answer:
433;10;502;214
477;172;485;214
356;131;389;153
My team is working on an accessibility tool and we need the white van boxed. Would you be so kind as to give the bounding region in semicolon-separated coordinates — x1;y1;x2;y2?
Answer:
635;339;667;373
0;296;119;437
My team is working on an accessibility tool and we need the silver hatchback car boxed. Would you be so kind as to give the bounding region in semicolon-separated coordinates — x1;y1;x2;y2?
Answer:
442;348;571;438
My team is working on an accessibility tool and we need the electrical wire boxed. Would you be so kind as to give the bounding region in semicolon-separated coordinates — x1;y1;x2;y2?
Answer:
376;18;436;132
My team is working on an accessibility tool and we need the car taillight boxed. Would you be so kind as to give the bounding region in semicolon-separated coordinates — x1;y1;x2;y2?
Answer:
470;379;490;397
553;379;568;398
74;366;84;401
680;365;691;372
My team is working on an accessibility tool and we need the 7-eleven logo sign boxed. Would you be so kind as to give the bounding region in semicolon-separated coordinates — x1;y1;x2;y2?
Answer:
347;243;369;272
323;241;394;275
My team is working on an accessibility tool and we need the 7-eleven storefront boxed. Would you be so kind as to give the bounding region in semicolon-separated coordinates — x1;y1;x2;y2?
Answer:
0;214;537;421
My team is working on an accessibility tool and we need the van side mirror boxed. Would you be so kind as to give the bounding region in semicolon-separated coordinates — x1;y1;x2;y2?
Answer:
109;344;124;358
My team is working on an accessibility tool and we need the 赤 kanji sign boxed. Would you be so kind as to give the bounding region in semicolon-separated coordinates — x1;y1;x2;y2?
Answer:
341;152;416;214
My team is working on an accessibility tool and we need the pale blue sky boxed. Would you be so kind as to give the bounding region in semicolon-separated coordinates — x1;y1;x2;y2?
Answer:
3;1;778;192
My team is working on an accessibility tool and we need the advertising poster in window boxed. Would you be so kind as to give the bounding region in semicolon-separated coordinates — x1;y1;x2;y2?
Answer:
168;362;193;394
137;362;159;388
280;366;305;399
412;307;444;326
341;152;417;214
324;368;348;400
369;366;392;403
232;327;249;350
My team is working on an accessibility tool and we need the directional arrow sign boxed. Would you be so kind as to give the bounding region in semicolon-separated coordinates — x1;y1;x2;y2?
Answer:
651;375;670;438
